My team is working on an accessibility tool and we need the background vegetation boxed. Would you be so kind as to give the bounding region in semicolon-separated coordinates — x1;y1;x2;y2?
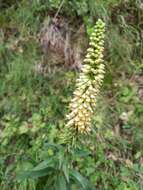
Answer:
0;0;143;189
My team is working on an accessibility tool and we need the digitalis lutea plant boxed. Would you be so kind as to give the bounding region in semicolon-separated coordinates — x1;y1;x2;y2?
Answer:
18;19;106;190
66;19;105;134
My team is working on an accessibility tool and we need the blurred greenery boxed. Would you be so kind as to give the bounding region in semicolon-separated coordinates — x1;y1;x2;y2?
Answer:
0;0;143;189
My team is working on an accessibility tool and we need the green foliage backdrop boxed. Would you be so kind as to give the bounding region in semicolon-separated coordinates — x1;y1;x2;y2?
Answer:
0;0;143;190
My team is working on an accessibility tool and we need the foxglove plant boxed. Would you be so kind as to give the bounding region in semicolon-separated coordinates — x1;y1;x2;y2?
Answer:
60;19;105;145
19;19;106;190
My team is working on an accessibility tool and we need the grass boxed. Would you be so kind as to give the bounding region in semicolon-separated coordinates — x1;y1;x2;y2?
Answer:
0;0;143;189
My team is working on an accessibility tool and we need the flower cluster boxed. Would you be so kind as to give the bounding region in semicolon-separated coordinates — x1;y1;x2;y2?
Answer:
65;19;105;134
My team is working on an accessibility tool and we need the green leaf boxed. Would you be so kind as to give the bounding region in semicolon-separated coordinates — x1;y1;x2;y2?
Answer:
70;169;95;190
18;167;54;180
17;159;55;180
62;161;69;183
74;149;91;157
33;159;54;171
44;142;62;151
55;174;67;190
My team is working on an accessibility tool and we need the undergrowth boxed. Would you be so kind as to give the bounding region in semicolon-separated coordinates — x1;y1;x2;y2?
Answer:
0;0;143;190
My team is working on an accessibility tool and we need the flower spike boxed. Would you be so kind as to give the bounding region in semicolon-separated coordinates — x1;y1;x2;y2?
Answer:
65;19;105;134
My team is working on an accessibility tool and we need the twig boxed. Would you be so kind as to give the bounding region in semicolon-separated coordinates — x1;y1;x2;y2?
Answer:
54;0;65;20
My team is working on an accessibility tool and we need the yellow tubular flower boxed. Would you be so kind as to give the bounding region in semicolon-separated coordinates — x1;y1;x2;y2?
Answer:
66;19;105;134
